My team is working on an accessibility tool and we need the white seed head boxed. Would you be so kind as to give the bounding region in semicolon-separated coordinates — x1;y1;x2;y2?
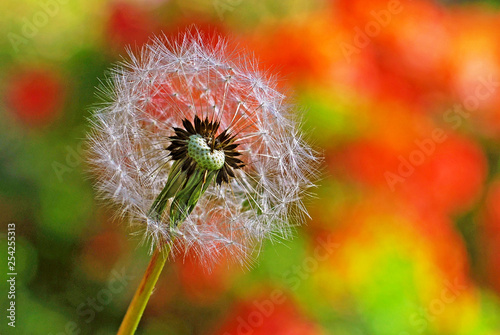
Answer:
86;30;320;268
187;135;225;171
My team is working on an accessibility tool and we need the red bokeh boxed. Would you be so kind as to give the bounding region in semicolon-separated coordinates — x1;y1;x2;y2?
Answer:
4;67;65;127
106;2;160;49
212;293;321;335
174;250;236;305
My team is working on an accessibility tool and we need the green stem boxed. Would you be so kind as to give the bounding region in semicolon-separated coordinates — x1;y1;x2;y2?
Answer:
117;244;172;335
117;166;213;334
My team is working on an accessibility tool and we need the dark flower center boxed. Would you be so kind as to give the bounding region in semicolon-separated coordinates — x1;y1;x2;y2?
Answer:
166;115;244;185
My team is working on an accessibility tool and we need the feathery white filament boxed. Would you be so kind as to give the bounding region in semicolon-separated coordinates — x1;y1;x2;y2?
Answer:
86;30;319;267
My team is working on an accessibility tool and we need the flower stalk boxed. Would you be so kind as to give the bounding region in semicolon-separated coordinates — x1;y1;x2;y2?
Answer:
116;244;171;335
118;161;216;334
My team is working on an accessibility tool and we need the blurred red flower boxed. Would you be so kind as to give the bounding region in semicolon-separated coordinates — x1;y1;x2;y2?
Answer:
174;251;235;305
212;293;321;335
401;134;487;215
4;67;65;127
244;16;336;86
332;132;486;216
106;2;159;49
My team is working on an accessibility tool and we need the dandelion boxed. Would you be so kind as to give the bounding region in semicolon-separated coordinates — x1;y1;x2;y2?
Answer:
87;30;319;334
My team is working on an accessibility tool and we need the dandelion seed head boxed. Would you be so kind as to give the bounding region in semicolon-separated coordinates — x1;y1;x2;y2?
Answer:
87;30;319;267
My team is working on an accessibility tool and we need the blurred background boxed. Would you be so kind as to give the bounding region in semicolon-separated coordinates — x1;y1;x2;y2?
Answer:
2;0;500;334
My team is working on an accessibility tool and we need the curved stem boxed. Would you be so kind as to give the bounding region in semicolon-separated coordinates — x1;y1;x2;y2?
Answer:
117;245;171;335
